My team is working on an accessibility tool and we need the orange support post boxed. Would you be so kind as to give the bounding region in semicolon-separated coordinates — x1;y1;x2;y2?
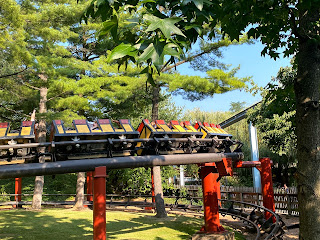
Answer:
93;166;107;240
14;177;22;208
151;169;155;204
200;166;224;232
146;169;155;210
87;171;93;202
260;157;276;220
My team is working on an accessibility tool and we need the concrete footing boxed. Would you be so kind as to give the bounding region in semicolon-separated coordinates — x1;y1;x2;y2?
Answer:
192;231;235;240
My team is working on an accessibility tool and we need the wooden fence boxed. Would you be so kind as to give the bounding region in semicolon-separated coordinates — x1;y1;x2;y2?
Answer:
180;185;299;216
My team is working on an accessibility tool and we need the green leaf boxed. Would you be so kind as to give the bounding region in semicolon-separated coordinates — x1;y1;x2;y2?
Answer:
138;43;161;63
138;42;180;71
182;0;205;10
143;15;186;39
140;0;156;3
182;0;192;5
140;66;149;74
140;65;156;86
191;0;204;11
107;43;137;62
99;15;118;40
163;43;180;58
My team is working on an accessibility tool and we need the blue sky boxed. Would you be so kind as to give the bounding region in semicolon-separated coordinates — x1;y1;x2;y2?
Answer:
174;41;292;112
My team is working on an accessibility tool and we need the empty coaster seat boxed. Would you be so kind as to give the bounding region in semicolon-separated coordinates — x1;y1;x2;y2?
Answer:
50;119;139;160
0;121;36;164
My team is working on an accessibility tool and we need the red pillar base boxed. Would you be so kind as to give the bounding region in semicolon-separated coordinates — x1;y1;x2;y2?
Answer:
145;168;155;210
86;171;93;208
93;167;106;240
260;157;276;221
13;177;22;209
200;166;224;233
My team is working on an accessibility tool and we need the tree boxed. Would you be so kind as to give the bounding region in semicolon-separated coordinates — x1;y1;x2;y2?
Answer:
84;1;251;218
229;101;247;114
1;0;152;210
218;5;320;236
84;1;320;236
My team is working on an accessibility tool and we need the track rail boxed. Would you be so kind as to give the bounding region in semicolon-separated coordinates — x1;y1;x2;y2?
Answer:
218;199;285;240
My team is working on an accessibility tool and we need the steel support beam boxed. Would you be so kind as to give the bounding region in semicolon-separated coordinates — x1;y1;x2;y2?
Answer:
179;165;185;187
13;177;22;208
93;166;107;240
0;153;243;179
219;102;261;128
200;167;224;232
260;157;276;221
86;171;93;203
249;122;262;193
145;169;155;210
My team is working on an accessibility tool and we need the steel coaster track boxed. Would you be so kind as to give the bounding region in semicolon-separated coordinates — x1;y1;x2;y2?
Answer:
219;199;285;240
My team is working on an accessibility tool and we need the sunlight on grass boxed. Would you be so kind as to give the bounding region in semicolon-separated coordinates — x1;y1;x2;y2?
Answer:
0;208;245;239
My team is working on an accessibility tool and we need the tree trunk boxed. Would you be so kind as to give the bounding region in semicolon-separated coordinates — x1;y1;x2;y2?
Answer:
295;10;320;239
74;172;86;210
151;85;167;218
32;87;47;210
153;165;167;218
73;58;88;211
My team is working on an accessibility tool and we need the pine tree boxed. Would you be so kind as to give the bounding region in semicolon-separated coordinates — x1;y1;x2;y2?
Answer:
1;0;151;209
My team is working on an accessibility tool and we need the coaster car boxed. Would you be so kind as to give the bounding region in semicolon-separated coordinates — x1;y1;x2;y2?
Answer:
0;121;36;164
50;119;139;160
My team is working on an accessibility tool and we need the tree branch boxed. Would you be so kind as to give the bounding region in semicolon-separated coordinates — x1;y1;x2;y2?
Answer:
286;4;303;40
0;104;30;118
0;86;28;100
21;82;41;91
0;67;28;79
46;90;72;102
161;46;219;72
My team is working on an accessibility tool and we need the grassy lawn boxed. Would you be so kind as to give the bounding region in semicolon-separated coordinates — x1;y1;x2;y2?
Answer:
0;208;245;240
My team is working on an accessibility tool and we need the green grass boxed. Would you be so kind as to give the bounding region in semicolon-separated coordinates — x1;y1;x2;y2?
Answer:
0;208;245;240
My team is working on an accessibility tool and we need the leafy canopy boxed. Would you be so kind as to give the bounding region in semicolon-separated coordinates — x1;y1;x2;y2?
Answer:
84;0;320;70
83;0;222;82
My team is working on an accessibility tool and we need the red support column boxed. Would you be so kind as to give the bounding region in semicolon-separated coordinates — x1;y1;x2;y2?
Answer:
217;179;222;208
146;169;155;210
93;166;106;240
151;169;155;204
260;157;276;220
200;166;224;232
14;177;22;209
144;168;156;210
87;171;93;203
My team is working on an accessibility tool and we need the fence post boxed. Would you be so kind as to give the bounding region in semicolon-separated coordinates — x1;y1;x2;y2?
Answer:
93;166;106;240
287;193;292;216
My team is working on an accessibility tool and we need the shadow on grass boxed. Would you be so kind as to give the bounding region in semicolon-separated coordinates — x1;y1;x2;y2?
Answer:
0;209;92;240
0;209;203;240
106;213;203;239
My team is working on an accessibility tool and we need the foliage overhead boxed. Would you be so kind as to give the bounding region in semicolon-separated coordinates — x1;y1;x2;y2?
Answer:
0;0;154;125
83;0;252;84
248;66;296;157
82;0;319;79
